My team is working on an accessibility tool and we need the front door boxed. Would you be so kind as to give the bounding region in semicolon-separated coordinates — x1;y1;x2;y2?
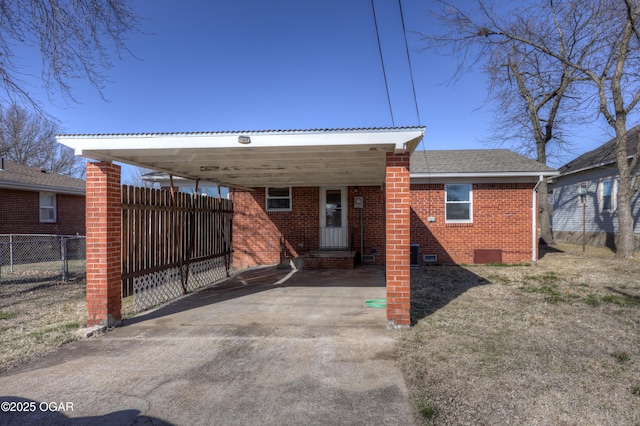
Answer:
319;187;348;249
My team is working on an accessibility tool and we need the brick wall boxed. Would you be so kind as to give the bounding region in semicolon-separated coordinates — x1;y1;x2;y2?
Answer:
411;182;535;264
232;186;386;269
233;181;536;270
349;186;385;264
0;188;85;235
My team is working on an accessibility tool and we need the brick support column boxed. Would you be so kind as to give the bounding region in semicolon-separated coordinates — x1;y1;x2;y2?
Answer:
385;152;411;328
85;162;122;327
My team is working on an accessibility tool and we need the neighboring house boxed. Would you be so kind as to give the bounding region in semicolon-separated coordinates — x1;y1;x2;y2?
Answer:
0;158;86;235
233;148;558;269
549;126;640;248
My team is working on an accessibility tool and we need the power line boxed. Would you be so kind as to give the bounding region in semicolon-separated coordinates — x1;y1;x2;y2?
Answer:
398;0;421;126
370;0;395;127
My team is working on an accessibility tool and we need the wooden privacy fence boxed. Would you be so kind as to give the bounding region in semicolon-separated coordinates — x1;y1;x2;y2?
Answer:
121;185;233;311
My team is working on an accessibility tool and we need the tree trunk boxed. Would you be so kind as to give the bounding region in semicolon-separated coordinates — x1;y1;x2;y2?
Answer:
536;139;554;244
614;124;636;258
538;179;554;244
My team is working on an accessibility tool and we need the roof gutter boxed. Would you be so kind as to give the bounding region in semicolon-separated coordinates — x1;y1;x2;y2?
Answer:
0;181;85;195
532;175;544;263
411;171;559;179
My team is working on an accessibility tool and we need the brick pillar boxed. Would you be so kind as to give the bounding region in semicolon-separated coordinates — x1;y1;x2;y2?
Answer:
86;162;122;327
385;152;411;328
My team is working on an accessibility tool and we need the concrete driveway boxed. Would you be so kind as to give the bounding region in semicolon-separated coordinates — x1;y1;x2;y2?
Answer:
0;266;415;425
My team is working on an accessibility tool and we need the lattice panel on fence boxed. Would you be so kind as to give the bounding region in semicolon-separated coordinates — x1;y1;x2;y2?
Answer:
133;256;230;312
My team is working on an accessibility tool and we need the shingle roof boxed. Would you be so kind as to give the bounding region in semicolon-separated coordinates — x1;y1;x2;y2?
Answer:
411;149;557;175
557;125;640;175
0;159;85;194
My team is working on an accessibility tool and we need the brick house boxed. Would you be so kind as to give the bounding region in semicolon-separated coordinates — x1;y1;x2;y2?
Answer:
57;128;556;327
0;158;85;235
233;149;558;269
410;150;557;264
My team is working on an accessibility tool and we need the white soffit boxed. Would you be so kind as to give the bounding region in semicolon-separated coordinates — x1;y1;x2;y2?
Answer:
57;127;425;188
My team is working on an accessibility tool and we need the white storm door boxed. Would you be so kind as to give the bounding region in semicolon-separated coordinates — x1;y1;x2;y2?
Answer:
319;187;348;249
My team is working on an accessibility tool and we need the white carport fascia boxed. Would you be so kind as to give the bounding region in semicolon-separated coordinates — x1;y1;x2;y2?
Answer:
56;127;425;188
58;128;424;155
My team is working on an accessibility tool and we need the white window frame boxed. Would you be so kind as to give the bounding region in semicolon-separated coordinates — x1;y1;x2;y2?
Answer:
39;192;57;223
599;177;618;212
578;183;588;206
445;184;472;223
266;187;292;212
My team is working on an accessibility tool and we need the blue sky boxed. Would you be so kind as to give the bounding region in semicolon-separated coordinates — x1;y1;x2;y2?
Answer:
19;0;613;172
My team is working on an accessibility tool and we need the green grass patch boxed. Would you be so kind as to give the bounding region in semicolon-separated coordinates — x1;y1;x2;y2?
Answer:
519;272;567;303
27;322;82;342
601;293;639;307
523;272;563;284
484;262;531;267
0;311;18;320
632;386;640;396
611;352;630;363
418;402;440;422
519;282;564;303
487;274;511;284
585;294;601;307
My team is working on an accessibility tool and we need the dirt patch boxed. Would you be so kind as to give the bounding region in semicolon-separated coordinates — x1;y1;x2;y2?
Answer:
398;242;640;425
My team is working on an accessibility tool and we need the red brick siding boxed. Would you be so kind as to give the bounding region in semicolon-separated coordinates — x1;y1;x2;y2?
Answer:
348;186;386;264
410;183;535;264
385;153;411;326
85;162;121;327
0;188;85;235
232;186;386;269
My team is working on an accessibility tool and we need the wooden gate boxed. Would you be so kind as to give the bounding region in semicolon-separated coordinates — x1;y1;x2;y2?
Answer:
121;186;233;311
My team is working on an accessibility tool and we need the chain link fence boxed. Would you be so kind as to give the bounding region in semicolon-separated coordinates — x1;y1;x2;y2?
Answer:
0;234;86;285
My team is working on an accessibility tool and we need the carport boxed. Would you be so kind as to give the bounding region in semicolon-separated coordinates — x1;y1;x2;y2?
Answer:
57;127;425;328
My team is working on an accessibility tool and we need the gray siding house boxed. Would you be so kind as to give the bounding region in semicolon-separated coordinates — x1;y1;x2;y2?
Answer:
549;126;640;248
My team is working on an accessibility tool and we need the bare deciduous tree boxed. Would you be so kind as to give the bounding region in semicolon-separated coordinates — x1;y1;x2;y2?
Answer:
488;0;640;258
0;0;139;111
0;103;83;176
425;0;591;244
427;0;640;258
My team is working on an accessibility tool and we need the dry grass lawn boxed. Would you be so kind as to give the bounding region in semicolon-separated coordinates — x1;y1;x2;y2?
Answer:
0;277;136;373
399;242;640;425
0;278;86;372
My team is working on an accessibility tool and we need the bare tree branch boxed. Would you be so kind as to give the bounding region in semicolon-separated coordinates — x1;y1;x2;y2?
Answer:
0;103;83;176
0;0;139;113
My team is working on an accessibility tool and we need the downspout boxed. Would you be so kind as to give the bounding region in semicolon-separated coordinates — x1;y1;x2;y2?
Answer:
532;175;544;263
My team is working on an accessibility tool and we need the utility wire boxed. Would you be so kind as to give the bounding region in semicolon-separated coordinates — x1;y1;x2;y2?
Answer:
370;0;395;127
398;0;421;126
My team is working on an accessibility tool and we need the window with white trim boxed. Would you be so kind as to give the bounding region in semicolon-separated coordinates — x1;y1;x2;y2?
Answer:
266;187;291;211
599;177;617;212
40;192;57;223
445;184;472;222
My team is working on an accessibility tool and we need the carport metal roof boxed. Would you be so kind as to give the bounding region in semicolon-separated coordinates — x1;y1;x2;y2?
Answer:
57;127;425;188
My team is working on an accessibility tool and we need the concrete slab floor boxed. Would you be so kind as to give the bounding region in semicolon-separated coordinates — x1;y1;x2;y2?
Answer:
0;266;415;426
